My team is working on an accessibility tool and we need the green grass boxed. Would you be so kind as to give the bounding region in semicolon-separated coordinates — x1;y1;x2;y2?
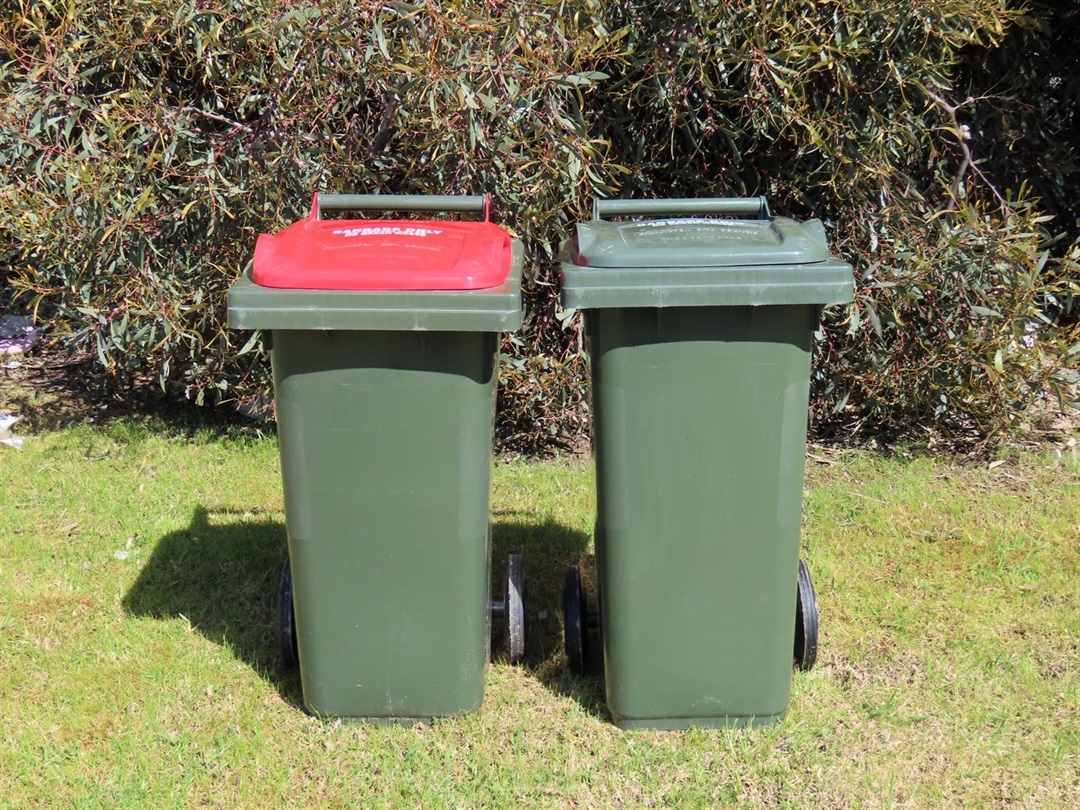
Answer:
1;420;1077;807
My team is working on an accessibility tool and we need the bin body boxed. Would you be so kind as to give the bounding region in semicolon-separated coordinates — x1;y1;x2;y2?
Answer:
273;329;497;719
562;199;853;729
229;195;522;721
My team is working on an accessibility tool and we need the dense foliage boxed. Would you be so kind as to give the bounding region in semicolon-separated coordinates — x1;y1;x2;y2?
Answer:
1;1;1077;450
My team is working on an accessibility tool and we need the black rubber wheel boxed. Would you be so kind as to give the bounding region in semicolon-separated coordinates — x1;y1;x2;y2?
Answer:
563;565;586;675
279;559;299;668
794;558;818;671
505;553;526;664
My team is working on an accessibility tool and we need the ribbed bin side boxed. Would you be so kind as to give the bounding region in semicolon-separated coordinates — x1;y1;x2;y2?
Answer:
588;305;816;729
272;329;498;720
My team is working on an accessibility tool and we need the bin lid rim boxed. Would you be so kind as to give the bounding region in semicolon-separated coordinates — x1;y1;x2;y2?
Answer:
571;216;831;268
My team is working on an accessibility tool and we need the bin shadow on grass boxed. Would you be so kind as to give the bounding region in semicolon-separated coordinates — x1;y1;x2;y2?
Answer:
490;517;609;721
123;506;607;719
122;505;305;710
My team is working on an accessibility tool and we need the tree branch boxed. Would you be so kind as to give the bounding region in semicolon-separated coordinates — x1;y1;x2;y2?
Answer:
921;84;1008;211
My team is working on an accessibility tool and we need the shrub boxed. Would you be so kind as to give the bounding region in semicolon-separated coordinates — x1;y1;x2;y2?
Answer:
1;0;1076;449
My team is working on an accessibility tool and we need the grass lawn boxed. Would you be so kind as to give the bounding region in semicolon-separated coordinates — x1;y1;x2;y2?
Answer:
0;418;1077;807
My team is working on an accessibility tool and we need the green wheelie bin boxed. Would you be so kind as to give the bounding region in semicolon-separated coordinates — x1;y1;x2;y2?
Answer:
560;197;853;729
228;194;525;722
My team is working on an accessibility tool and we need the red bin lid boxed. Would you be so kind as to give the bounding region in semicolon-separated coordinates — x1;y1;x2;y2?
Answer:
252;198;513;291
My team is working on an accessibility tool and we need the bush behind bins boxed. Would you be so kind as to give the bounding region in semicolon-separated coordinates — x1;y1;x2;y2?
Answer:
1;0;1077;452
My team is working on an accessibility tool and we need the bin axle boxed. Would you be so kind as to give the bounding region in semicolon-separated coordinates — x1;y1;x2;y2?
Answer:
564;560;819;677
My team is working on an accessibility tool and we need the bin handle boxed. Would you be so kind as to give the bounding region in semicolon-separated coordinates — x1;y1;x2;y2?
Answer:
592;197;771;220
312;194;490;221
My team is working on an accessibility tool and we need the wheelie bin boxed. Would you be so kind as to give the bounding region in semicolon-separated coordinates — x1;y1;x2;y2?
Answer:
228;194;525;722
560;197;853;729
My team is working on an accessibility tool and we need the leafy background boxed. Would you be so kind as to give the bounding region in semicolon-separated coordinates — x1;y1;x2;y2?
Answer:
2;0;1077;452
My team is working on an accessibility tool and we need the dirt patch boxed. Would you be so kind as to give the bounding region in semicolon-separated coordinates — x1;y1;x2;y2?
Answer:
0;345;250;435
1;350;141;432
2;342;1077;454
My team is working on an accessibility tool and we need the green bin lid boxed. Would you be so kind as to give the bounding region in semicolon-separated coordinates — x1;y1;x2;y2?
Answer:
561;197;854;309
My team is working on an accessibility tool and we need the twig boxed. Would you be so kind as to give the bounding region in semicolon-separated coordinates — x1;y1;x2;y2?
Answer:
176;106;251;133
921;84;1009;211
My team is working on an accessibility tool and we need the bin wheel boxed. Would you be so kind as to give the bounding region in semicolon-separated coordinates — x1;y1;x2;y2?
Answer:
279;560;299;668
563;565;587;675
505;553;526;665
794;559;818;672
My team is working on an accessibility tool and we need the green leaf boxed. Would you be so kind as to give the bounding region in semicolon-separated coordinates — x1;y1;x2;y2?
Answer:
865;303;883;338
